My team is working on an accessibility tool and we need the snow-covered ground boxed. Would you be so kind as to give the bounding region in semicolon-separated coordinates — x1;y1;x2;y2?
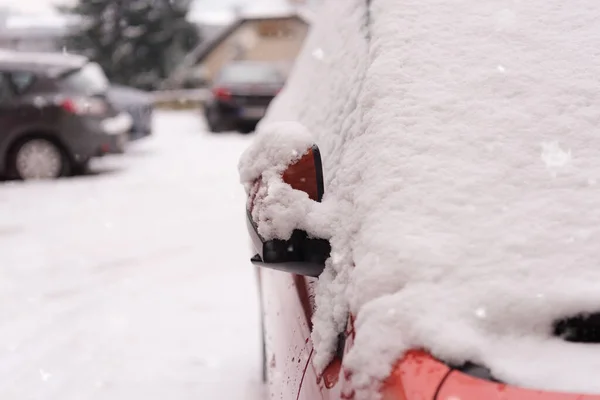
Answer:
0;111;264;400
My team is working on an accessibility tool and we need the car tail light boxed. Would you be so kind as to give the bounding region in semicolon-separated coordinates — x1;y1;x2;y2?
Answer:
61;97;107;116
212;87;232;101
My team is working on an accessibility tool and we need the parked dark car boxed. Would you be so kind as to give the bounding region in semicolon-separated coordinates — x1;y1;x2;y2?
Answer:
0;51;132;180
204;61;285;133
108;84;153;141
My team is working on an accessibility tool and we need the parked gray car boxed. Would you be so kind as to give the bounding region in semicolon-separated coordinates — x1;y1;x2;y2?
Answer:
108;85;153;141
0;51;132;180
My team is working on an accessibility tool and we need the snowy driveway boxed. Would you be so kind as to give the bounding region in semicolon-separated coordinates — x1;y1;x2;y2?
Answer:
0;111;264;400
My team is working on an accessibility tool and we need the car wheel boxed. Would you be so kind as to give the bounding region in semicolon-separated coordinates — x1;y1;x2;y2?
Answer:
71;159;91;176
206;107;226;133
11;138;68;180
239;122;256;134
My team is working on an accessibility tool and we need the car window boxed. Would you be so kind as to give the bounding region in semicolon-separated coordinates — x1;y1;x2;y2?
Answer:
0;74;13;102
217;64;284;85
8;71;35;94
59;62;109;95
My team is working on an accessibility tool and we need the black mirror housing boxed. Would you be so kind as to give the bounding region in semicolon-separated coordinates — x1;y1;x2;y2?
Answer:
247;214;330;277
246;145;330;277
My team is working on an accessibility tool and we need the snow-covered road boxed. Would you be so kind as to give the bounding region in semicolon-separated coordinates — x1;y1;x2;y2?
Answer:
0;111;264;400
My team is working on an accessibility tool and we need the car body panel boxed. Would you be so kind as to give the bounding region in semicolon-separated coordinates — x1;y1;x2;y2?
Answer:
260;264;348;400
259;268;313;400
438;370;600;400
379;351;451;400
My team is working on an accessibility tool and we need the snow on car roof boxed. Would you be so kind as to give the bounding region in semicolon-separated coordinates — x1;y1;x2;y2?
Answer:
241;0;600;398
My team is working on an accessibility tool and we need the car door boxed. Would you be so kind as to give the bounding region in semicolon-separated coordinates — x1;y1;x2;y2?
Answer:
0;72;16;127
260;268;315;400
0;72;19;162
295;276;347;400
249;145;346;400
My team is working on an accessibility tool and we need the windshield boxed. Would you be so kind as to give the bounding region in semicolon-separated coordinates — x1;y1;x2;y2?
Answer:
217;64;284;85
59;62;109;94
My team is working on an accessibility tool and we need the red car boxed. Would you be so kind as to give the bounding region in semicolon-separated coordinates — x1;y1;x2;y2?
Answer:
242;1;600;399
245;148;600;400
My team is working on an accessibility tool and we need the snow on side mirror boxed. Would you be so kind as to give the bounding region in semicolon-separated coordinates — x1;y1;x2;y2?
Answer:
246;145;331;277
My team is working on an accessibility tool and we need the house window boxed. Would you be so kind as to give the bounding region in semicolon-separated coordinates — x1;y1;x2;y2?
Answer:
9;72;35;94
256;20;293;38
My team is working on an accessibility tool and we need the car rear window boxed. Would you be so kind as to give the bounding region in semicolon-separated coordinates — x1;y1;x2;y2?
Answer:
59;62;109;95
8;71;35;94
218;64;284;85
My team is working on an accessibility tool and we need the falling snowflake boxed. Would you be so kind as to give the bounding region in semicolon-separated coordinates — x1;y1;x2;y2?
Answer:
39;369;52;382
474;307;487;319
497;65;506;73
588;178;597;186
541;141;571;170
312;48;325;60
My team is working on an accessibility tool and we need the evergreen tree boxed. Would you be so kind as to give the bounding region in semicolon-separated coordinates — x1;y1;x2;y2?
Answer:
63;0;201;90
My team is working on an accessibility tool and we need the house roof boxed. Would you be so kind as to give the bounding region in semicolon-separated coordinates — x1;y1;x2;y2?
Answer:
160;6;313;89
184;8;312;67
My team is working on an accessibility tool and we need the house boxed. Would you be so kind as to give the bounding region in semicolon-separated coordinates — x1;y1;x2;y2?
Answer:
170;8;312;87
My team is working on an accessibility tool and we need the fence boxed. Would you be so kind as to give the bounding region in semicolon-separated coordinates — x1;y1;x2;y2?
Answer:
151;89;210;109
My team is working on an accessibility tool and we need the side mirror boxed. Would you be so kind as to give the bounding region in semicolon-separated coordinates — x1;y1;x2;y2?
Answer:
246;145;330;277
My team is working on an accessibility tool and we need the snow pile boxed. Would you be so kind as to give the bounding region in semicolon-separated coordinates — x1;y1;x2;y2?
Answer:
242;0;600;398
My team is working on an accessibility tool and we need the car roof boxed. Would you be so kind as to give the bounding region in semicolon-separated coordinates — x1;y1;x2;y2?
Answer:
0;51;89;77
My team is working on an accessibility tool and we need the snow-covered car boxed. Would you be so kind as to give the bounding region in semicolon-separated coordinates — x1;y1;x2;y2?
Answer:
241;1;600;400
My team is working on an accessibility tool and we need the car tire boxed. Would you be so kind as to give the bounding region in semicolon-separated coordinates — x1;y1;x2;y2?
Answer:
71;159;91;176
9;137;70;180
239;122;256;134
206;107;227;133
